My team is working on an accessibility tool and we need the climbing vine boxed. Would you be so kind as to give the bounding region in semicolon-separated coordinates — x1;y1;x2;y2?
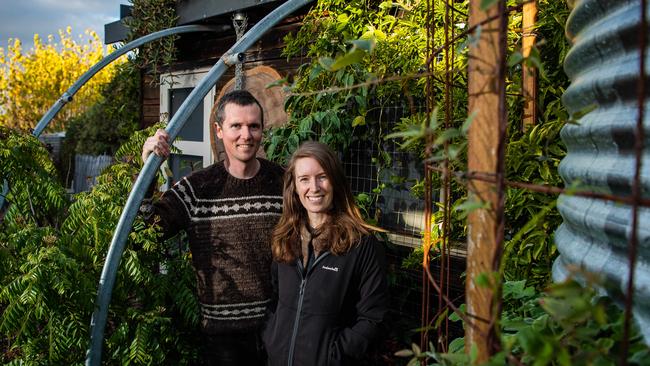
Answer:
267;0;572;291
265;0;431;163
126;0;179;79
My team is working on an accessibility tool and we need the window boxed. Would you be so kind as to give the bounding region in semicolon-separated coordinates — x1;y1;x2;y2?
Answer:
159;68;216;188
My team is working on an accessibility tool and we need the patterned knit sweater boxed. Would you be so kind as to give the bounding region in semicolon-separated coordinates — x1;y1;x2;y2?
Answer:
141;158;284;334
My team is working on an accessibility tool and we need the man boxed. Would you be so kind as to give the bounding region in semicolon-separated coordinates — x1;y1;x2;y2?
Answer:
140;90;284;365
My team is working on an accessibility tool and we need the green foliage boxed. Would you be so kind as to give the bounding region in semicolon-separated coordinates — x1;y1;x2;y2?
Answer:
397;279;650;365
1;126;200;364
0;127;68;229
125;0;179;78
499;0;571;289
502;121;565;289
265;0;431;164
64;63;141;156
271;0;571;294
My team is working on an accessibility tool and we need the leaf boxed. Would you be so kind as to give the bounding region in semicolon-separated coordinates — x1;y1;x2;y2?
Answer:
462;111;477;134
480;0;499;11
395;349;414;357
265;77;288;89
508;51;524;67
434;308;449;329
318;57;335;71
352;115;366;127
411;342;421;356
454;198;489;218
475;272;491;288
448;337;465;353
328;49;366;71
449;304;466;322
525;46;547;79
350;38;376;52
470;343;479;363
406;358;420;366
568;103;598;124
434;128;462;145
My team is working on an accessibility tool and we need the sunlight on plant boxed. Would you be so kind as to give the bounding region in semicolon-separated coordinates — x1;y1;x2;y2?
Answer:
0;28;124;132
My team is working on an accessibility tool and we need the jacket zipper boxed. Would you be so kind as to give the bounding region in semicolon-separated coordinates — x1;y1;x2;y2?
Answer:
287;253;330;366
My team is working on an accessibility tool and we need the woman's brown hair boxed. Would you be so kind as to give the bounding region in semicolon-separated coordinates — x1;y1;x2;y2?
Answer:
272;141;381;263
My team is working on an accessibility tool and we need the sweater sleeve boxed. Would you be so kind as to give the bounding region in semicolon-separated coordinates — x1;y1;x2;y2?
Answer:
332;235;389;362
140;179;192;240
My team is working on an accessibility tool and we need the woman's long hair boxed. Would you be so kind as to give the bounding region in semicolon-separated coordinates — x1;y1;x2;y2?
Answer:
272;141;380;263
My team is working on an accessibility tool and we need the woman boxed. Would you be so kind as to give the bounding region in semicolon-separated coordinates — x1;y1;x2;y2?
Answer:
263;141;388;366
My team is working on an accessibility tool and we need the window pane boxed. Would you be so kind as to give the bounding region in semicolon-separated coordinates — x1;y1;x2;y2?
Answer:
170;88;203;142
168;154;203;185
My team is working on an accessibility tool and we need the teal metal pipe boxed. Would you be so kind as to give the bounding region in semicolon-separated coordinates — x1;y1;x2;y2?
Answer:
32;24;224;138
85;1;314;364
0;25;224;212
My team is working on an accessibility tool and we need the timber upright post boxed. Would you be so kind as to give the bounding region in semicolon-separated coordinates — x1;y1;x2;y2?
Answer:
466;0;506;363
522;0;538;127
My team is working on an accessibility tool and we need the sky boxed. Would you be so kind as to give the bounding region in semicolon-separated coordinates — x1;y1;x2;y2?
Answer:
0;0;126;51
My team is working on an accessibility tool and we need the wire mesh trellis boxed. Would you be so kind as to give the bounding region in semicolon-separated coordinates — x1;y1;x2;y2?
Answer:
342;0;649;363
342;102;468;349
283;0;649;362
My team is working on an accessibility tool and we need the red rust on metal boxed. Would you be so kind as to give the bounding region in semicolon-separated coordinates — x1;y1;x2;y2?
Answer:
421;0;435;355
522;0;538;127
621;0;646;363
426;166;650;207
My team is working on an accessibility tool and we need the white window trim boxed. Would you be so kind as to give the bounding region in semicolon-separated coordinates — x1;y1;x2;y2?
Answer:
159;67;216;170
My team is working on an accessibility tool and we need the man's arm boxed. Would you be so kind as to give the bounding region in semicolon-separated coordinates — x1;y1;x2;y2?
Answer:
142;129;171;163
139;128;190;240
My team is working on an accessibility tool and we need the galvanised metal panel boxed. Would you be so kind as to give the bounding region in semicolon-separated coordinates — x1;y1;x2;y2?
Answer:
554;0;650;343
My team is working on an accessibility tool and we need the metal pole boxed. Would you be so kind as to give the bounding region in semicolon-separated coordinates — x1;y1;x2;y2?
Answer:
85;1;313;364
621;0;646;362
0;25;224;212
32;25;224;138
466;0;506;362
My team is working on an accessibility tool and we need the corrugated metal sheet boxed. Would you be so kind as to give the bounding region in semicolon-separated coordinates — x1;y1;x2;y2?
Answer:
554;0;650;343
74;154;113;193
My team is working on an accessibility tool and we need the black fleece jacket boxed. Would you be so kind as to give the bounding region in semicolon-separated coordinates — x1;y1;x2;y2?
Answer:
263;235;388;366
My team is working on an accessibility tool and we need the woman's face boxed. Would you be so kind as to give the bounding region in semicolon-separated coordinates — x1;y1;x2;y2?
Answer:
294;157;334;225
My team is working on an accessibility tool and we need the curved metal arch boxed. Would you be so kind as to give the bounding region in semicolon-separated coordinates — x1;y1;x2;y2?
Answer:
33;24;225;137
85;1;314;364
0;25;225;212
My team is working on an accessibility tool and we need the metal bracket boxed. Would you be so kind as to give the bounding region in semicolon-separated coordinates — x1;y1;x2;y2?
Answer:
222;52;245;67
61;92;73;103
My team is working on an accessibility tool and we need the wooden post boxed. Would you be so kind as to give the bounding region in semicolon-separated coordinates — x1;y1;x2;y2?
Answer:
466;0;506;362
522;0;538;128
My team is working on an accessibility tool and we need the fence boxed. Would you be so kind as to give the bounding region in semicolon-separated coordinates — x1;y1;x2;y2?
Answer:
73;154;113;193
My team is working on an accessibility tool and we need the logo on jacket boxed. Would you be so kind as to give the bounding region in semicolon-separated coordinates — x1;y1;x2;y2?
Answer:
322;265;339;272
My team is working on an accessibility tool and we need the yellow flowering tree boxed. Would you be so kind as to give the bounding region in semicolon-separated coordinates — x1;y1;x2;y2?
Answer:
0;27;123;132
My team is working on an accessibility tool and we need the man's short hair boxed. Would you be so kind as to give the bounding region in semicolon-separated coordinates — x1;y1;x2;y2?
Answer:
214;90;264;127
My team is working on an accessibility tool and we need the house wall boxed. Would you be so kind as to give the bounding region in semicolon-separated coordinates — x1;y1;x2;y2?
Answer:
140;15;307;129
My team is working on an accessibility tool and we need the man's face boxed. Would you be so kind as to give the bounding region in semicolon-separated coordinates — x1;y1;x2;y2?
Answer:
215;103;263;165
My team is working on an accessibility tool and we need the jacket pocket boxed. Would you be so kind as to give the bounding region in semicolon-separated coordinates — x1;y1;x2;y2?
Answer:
326;328;346;366
262;313;278;364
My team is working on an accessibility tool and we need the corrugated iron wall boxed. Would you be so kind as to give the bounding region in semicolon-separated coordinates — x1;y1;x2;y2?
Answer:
553;0;650;342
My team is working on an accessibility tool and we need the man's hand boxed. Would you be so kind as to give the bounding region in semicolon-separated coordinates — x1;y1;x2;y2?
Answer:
142;129;171;163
